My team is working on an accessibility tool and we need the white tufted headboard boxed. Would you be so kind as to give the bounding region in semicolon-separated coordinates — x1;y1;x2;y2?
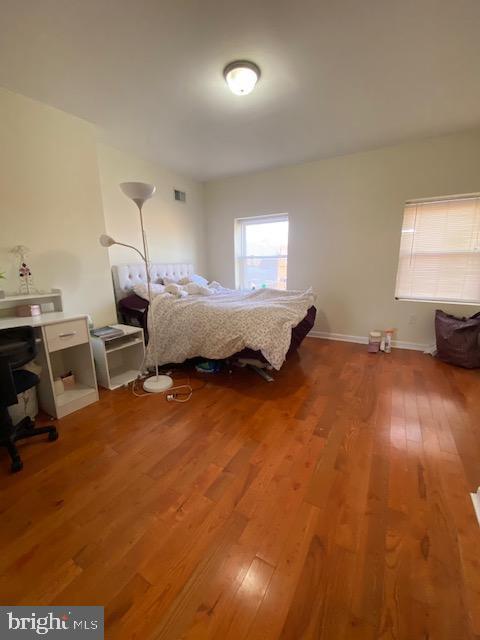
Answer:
111;263;195;302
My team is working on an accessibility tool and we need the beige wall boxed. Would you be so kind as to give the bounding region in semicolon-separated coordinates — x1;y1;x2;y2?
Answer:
0;88;206;329
0;88;116;326
205;130;480;347
97;144;206;275
2;84;479;348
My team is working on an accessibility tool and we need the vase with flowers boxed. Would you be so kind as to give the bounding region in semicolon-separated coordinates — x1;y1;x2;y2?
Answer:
11;246;37;295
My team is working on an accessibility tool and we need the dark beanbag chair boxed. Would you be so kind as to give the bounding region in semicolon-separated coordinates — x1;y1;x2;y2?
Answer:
435;309;480;368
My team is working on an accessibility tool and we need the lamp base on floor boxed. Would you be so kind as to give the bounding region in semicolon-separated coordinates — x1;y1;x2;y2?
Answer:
143;375;174;394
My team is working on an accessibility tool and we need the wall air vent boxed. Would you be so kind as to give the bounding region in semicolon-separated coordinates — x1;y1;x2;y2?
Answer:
174;189;186;202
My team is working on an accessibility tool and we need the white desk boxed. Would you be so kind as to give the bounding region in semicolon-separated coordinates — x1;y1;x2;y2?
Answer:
0;311;89;330
1;311;99;419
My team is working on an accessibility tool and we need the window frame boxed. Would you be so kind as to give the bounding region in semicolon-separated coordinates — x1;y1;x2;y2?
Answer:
394;192;480;305
235;213;289;290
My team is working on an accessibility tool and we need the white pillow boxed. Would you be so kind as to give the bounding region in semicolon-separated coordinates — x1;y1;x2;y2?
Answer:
190;273;209;286
163;274;209;286
133;283;165;300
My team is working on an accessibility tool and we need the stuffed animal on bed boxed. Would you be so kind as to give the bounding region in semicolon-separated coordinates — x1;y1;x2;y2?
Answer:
133;283;165;300
134;276;220;300
164;283;188;298
184;282;214;296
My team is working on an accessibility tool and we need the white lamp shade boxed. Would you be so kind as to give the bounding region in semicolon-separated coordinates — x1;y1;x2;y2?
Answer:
224;61;260;96
120;182;156;203
99;234;116;247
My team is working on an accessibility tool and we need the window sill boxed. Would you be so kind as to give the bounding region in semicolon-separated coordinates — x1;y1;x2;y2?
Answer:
395;297;480;306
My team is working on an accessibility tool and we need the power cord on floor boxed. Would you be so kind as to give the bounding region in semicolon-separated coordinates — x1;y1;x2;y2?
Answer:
127;335;211;402
166;384;193;403
130;369;207;402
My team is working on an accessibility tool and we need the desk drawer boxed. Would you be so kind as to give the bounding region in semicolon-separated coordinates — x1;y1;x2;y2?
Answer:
44;319;89;353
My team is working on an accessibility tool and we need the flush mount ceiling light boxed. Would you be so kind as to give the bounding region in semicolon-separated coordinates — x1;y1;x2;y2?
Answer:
223;60;261;96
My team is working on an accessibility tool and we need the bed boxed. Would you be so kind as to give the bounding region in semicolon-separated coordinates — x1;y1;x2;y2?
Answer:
111;263;316;370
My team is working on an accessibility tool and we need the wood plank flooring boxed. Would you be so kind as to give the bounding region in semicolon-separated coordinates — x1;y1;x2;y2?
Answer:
1;338;480;639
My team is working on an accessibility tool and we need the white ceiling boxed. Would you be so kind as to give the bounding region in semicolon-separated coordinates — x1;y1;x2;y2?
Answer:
0;0;479;181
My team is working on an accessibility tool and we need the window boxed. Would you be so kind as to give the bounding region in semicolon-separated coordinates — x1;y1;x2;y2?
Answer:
395;194;480;304
235;214;289;290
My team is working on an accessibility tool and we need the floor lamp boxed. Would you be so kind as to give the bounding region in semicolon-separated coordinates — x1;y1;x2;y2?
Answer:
99;181;173;394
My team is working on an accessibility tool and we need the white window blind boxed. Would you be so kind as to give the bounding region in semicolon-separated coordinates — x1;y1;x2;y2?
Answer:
235;214;288;290
395;194;480;304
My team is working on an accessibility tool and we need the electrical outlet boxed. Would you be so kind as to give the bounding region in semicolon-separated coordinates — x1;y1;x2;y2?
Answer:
408;314;417;325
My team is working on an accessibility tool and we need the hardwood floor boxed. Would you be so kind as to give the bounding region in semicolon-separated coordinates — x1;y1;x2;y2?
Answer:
1;338;480;639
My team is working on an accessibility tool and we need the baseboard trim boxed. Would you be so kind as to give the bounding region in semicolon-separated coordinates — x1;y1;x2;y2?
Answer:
309;331;367;345
308;330;429;352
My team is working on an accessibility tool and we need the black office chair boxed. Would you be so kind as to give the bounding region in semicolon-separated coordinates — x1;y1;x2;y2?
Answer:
0;326;58;473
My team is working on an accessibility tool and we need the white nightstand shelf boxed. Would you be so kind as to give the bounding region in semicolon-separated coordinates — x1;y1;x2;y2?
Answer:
91;324;145;390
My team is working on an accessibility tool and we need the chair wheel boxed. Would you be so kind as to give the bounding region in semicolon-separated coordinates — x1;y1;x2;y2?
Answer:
11;459;23;473
48;430;59;442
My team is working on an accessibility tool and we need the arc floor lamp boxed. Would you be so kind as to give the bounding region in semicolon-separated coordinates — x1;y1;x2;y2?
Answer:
99;181;173;394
